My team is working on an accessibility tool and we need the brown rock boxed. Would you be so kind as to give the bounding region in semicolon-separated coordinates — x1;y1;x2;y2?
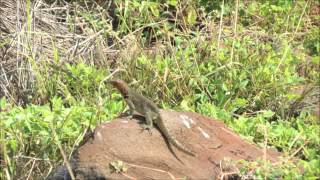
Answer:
69;110;281;179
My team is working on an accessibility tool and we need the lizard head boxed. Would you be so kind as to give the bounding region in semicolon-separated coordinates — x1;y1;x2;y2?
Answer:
109;79;129;96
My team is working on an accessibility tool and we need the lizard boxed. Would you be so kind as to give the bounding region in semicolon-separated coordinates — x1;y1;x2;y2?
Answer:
109;79;196;157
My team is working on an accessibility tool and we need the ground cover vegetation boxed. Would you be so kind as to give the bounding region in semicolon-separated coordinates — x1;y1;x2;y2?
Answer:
0;0;319;179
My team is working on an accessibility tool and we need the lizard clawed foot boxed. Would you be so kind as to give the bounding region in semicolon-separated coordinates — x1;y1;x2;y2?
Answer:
123;115;134;120
140;124;152;135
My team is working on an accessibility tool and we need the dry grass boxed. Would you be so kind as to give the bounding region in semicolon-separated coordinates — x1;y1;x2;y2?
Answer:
0;0;120;105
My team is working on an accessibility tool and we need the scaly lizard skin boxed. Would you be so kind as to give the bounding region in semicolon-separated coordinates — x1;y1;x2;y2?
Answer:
110;79;196;157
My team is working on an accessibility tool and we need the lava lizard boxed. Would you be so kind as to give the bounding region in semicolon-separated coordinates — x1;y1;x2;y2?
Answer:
110;79;196;157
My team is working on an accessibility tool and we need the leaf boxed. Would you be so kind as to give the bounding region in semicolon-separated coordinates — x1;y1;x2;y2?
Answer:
180;98;194;112
149;2;160;17
262;110;275;118
167;0;178;7
234;98;248;108
110;160;128;173
138;56;148;65
187;7;197;25
0;97;6;110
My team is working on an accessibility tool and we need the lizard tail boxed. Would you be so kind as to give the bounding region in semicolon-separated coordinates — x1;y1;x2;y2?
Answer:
157;114;196;157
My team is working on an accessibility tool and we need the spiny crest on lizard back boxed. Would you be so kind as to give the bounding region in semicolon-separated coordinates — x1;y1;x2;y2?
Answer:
110;79;129;96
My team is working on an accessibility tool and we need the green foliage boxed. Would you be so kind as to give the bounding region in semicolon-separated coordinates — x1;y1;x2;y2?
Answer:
109;160;128;173
304;28;320;55
39;63;109;106
238;158;320;179
0;95;122;177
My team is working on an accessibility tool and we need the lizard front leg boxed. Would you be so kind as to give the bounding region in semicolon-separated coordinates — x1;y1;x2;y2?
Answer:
142;110;154;131
125;98;135;119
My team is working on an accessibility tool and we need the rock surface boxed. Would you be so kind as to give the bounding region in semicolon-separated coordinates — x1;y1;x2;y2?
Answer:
48;110;281;179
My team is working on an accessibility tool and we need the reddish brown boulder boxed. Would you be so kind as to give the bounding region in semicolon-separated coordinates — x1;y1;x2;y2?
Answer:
67;110;281;179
